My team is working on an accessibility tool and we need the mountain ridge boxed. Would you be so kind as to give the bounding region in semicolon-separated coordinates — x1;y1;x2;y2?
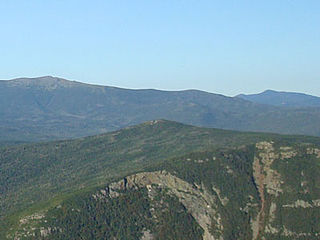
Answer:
236;89;320;107
1;120;320;239
1;76;320;142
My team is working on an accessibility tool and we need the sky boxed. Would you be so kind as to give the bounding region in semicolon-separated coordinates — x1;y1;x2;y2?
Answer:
0;0;319;96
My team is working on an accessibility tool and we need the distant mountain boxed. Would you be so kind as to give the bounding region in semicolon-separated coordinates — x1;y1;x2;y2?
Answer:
1;120;320;239
236;90;320;107
1;76;320;141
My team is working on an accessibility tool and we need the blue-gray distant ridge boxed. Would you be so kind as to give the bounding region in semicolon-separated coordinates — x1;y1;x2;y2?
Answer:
1;76;320;142
236;90;320;108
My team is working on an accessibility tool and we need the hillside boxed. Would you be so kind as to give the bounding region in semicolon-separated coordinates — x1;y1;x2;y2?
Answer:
0;120;268;220
237;90;320;108
1;76;320;143
1;120;320;239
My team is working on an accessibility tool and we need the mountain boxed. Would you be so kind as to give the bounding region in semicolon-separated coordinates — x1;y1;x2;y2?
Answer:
236;90;320;108
1;120;320;239
1;76;320;142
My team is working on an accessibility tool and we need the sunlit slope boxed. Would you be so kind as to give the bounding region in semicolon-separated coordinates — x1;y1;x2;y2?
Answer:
1;120;274;220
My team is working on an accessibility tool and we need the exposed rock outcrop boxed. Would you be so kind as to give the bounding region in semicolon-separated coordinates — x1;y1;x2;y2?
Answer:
283;199;320;208
102;171;224;240
252;142;283;240
280;146;297;159
307;147;320;158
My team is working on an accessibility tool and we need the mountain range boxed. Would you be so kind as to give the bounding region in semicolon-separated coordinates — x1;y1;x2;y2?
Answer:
1;76;320;144
1;120;319;239
1;77;320;239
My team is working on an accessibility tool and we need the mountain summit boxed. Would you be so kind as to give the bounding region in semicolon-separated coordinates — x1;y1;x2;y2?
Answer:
4;76;84;90
236;90;320;108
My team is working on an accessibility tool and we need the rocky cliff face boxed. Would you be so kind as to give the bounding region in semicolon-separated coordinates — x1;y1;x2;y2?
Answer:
252;142;320;239
9;142;320;240
103;171;224;240
93;142;320;240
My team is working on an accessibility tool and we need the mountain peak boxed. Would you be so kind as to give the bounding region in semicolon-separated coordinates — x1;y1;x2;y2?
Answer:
237;90;320;107
6;76;81;90
262;89;277;94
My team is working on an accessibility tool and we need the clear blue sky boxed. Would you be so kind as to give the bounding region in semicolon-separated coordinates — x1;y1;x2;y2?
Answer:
1;0;319;96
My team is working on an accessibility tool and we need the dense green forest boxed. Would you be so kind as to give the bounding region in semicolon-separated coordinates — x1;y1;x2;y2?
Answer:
1;120;320;239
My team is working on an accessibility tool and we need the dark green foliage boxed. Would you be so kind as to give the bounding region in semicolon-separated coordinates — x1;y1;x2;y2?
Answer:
1;120;275;220
149;148;258;239
281;208;320;234
1;121;320;239
273;150;320;199
42;189;152;240
269;147;320;238
5;119;305;223
151;191;203;240
19;187;203;240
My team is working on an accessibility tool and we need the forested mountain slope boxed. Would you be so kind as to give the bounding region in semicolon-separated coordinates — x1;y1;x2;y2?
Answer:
1;76;320;142
1;120;320;239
